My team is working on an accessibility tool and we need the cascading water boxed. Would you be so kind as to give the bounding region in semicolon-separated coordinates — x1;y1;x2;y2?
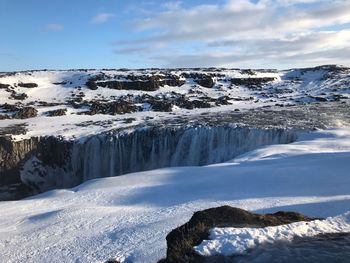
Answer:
20;125;299;194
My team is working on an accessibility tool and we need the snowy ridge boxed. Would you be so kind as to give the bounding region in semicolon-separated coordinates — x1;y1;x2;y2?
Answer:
0;65;349;140
0;127;350;262
194;212;350;256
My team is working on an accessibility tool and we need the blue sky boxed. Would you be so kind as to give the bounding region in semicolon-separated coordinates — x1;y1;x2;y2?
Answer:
1;0;350;71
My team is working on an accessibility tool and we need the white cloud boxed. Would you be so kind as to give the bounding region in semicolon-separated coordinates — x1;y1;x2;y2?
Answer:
44;24;64;32
115;0;350;68
91;13;115;24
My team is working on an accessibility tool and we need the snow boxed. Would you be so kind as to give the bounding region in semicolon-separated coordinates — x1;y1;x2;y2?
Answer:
194;212;350;257
0;66;349;140
0;127;350;262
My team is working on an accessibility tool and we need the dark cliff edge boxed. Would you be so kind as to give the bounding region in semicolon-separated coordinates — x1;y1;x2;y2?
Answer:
0;136;73;200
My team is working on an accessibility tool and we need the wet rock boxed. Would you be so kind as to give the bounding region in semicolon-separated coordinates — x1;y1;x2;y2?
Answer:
162;206;313;263
46;108;67;117
14;107;38;119
18;83;38;88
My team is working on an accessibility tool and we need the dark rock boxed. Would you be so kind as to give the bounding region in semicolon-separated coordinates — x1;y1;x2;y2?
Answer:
313;96;328;102
46;108;67;117
10;93;28;100
14;107;38;119
182;73;215;88
1;103;21;112
0;114;10;120
150;100;174;112
52;81;67;85
231;77;276;87
18;83;38;88
87;101;137;115
175;96;211;109
86;79;98;90
0;83;10;89
162;206;314;263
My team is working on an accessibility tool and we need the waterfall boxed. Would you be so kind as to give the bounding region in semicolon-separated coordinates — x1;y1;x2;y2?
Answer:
70;125;298;182
18;125;299;196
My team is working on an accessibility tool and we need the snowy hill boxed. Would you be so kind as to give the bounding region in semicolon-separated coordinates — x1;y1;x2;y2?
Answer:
0;65;349;140
0;127;349;263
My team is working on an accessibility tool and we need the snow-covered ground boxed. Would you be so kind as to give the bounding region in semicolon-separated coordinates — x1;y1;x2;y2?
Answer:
0;65;349;140
194;212;350;257
0;127;350;262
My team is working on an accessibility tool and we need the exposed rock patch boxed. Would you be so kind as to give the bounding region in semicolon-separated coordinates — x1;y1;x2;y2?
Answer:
14;107;38;119
231;77;276;87
182;73;215;88
18;83;38;88
161;206;314;263
46;108;67;117
86;101;137;115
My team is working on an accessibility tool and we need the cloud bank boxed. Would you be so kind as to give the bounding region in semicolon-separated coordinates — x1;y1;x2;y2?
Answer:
115;0;350;68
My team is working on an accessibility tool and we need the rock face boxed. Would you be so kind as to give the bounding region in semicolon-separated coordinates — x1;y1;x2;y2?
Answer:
0;136;73;200
182;73;215;88
161;206;313;263
0;126;297;200
87;74;185;91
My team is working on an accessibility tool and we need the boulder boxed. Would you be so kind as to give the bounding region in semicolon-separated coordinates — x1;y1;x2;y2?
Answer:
161;206;314;263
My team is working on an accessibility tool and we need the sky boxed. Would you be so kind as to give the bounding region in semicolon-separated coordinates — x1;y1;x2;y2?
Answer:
0;0;350;71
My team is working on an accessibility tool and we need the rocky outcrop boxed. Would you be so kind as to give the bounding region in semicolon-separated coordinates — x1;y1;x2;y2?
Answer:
46;108;67;117
18;83;38;88
0;136;73;200
14;107;38;119
0;83;10;89
160;206;314;263
182;73;215;88
231;77;276;87
10;92;28;100
87;101;137;115
87;74;185;91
